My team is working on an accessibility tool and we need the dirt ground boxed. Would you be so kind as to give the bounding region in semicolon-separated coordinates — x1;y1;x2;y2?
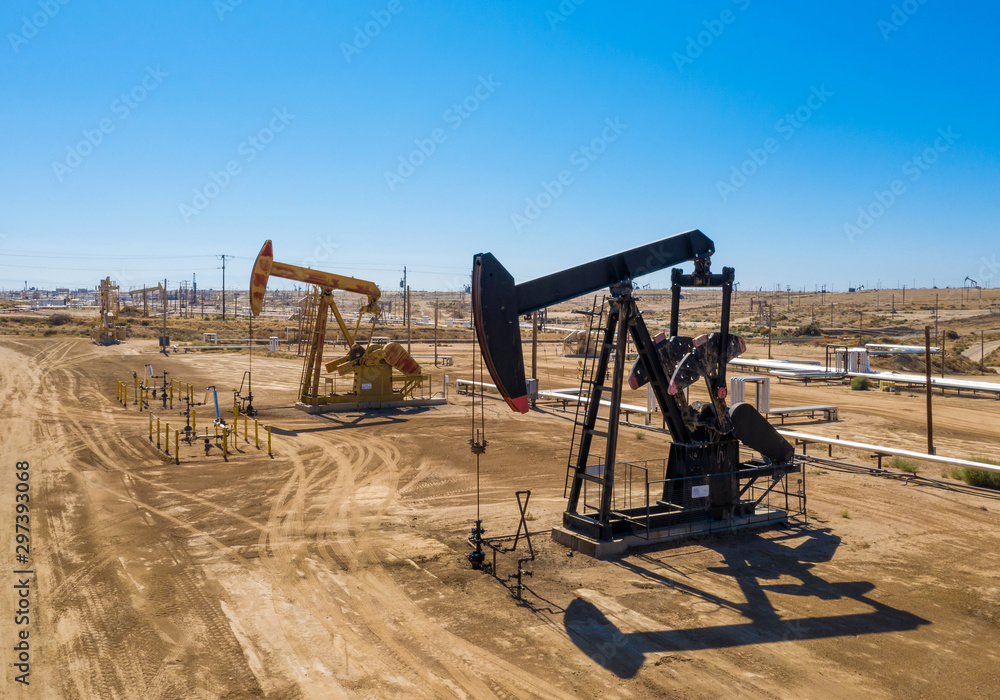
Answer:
2;331;1000;699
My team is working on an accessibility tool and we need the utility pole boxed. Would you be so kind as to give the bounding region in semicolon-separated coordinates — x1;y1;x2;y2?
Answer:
406;285;411;355
217;254;234;321
434;298;438;367
934;293;938;339
925;326;934;454
162;278;168;356
767;312;773;360
401;266;407;325
530;310;538;408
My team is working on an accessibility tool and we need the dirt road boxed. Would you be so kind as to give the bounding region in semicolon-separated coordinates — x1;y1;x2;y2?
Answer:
2;337;1000;698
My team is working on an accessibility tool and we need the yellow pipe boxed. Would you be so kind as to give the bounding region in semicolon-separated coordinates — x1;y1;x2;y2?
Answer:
149;413;153;441
192;409;197;431
244;413;248;443
267;425;272;456
234;402;240;425
254;419;259;449
165;423;170;454
175;430;179;464
134;374;138;405
157;417;161;449
223;429;228;460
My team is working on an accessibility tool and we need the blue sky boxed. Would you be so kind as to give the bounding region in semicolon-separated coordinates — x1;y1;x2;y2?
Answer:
2;0;998;293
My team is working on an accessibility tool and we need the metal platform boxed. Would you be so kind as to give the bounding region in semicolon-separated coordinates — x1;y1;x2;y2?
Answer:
296;396;446;413
552;507;792;559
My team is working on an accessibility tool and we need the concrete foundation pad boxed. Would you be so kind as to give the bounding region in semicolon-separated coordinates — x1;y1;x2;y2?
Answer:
551;508;790;559
296;397;447;414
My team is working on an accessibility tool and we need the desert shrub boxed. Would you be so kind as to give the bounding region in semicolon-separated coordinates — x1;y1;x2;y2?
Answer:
48;313;72;326
793;323;822;337
889;457;918;473
952;457;1000;490
850;376;870;391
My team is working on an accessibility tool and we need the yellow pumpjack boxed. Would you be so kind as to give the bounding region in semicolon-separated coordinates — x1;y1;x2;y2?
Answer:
250;240;444;412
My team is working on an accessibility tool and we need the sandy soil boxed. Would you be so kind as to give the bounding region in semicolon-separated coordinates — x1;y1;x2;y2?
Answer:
2;335;1000;699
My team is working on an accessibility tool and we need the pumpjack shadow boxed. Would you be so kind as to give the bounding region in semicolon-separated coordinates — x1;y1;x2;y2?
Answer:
563;524;928;679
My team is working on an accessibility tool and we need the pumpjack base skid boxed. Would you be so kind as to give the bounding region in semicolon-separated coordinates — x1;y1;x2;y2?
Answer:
552;506;792;560
295;396;447;414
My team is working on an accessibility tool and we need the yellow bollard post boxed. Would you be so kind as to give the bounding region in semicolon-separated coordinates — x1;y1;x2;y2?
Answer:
149;413;153;442
134;374;138;405
170;378;174;402
189;383;193;402
192;409;197;431
165;423;170;455
267;425;272;457
175;430;179;465
244;413;248;443
222;429;228;461
215;422;219;438
157;417;161;449
254;419;259;449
